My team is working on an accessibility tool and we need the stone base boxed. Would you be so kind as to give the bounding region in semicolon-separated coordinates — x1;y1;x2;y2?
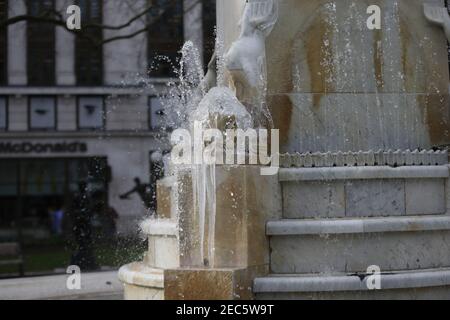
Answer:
119;263;268;300
118;263;164;300
164;266;267;300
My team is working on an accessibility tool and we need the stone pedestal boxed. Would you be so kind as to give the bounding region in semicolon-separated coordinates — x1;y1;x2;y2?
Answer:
120;0;450;300
119;165;281;300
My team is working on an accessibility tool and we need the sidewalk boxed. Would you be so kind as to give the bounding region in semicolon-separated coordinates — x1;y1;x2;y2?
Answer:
0;271;123;300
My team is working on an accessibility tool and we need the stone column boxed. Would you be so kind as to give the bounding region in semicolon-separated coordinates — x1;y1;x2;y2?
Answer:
55;0;75;86
8;0;27;85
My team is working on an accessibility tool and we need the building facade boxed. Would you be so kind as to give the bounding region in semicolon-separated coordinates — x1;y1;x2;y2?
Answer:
0;0;216;236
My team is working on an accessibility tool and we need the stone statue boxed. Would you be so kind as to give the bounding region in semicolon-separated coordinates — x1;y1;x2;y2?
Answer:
424;4;450;41
225;0;278;86
224;0;278;125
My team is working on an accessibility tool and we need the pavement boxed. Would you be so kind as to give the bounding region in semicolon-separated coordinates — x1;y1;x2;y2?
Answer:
0;270;124;300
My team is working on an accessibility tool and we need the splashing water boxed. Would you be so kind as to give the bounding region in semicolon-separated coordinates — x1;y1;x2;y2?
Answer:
142;39;252;266
140;22;271;265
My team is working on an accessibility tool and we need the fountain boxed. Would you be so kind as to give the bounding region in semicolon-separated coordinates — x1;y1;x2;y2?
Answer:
119;0;450;300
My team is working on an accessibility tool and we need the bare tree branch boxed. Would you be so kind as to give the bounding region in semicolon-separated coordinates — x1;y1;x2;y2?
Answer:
0;0;187;46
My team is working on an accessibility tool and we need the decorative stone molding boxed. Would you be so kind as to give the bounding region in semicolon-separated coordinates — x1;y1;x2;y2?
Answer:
267;216;450;236
279;150;449;168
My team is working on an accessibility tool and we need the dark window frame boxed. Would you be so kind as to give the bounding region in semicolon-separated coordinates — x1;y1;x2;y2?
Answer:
147;0;184;78
76;95;106;131
0;0;8;86
75;0;104;86
202;0;216;70
28;96;57;131
26;0;56;86
0;95;8;131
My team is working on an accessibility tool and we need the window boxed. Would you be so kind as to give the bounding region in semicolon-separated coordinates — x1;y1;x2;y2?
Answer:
29;97;56;130
76;0;103;85
0;0;7;85
148;96;166;130
77;96;105;130
0;96;7;130
27;0;56;86
202;0;216;69
148;0;184;77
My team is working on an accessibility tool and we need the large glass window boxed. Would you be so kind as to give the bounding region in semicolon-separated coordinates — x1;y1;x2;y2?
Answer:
29;97;56;130
27;0;56;86
76;0;103;85
0;0;7;85
0;96;7;130
148;0;184;78
77;96;105;130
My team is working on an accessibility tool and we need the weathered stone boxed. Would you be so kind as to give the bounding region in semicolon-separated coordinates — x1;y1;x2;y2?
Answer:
346;179;405;217
156;178;173;219
216;0;450;153
270;230;450;274
164;266;267;300
405;179;446;215
283;181;345;218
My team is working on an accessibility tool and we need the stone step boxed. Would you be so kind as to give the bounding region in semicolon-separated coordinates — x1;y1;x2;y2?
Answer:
253;268;450;300
268;215;450;274
279;166;449;218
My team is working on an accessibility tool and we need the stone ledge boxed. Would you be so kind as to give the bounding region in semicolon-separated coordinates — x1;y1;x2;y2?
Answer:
267;215;450;236
140;219;178;237
279;166;449;182
280;150;448;168
118;262;164;289
0;83;171;96
253;268;450;293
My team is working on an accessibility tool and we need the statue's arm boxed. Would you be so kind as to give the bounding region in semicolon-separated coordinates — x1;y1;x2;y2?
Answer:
247;0;278;32
424;4;450;42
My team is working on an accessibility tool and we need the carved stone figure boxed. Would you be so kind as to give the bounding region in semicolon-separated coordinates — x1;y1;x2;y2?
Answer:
224;0;278;126
424;4;450;41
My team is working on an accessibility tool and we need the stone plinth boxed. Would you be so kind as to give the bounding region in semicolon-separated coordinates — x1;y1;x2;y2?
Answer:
164;266;267;300
120;165;282;300
176;166;281;269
